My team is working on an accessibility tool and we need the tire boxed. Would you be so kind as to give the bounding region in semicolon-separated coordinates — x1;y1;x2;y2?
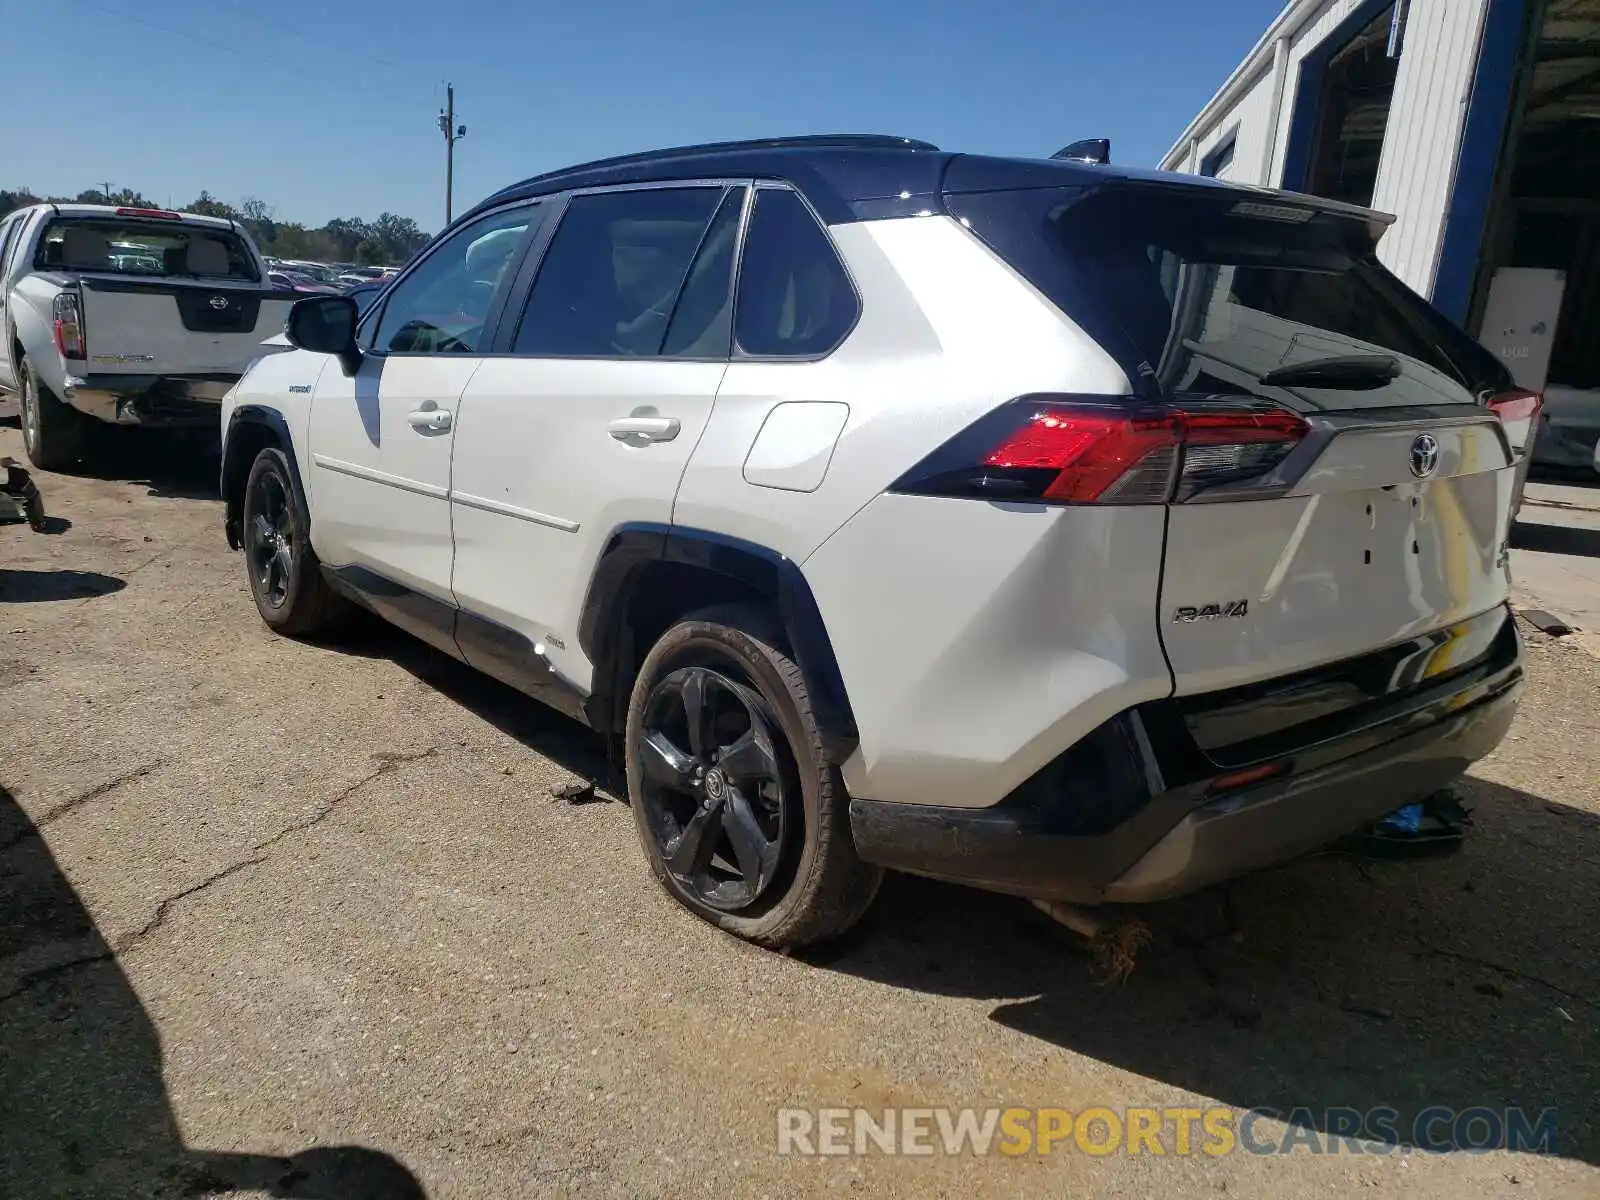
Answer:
17;356;85;471
625;606;882;948
241;446;351;636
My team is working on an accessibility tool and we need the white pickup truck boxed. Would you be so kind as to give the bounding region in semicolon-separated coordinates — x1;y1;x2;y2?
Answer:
0;203;297;469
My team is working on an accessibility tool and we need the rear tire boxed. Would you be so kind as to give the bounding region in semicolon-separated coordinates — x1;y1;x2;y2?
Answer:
17;357;85;471
625;607;882;948
241;447;351;636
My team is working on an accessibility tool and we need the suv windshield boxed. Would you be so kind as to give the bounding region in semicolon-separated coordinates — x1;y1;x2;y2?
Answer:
948;183;1509;409
35;217;259;281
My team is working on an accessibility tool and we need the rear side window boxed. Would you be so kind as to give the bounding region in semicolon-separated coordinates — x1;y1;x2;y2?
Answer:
33;218;259;281
948;185;1508;407
734;188;857;358
514;187;724;357
661;187;745;358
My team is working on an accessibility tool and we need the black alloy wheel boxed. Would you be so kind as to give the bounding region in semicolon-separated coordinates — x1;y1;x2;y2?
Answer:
246;467;296;611
635;666;790;912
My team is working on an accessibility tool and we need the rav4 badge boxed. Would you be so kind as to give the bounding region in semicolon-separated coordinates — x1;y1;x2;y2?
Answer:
1173;600;1249;622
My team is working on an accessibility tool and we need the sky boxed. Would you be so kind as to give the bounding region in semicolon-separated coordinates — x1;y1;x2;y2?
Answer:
2;0;1286;233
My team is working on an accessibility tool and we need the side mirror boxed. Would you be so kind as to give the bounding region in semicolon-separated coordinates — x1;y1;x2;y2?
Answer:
286;295;363;377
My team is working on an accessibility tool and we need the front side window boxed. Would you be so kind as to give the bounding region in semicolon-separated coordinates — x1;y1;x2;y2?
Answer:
33;218;259;281
513;187;724;357
734;188;857;357
371;205;536;355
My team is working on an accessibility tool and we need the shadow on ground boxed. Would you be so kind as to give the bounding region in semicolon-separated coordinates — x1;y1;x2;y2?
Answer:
0;785;428;1199
1511;519;1600;559
1527;464;1600;490
0;569;125;602
84;428;222;501
808;776;1599;1166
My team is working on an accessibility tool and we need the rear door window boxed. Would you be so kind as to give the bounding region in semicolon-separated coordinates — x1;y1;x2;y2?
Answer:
948;184;1508;408
660;186;745;358
512;186;724;358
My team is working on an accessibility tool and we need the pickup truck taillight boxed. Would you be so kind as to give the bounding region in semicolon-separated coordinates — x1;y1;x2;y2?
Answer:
52;294;86;359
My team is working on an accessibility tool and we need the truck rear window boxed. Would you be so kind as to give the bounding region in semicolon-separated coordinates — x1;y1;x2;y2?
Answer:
947;183;1508;408
35;218;258;282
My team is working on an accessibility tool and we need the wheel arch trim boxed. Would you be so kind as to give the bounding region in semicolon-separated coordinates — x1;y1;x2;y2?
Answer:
222;404;302;550
579;523;859;760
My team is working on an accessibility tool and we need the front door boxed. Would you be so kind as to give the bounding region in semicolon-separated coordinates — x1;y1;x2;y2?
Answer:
305;202;539;650
449;184;745;694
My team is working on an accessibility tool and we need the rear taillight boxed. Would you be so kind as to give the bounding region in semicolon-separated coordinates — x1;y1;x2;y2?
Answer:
1487;388;1541;424
52;294;85;359
892;397;1309;505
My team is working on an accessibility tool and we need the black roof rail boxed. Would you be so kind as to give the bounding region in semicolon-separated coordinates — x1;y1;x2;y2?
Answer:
494;134;937;196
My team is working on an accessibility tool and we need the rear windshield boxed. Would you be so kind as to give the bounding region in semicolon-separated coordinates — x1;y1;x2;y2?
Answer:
948;184;1509;408
34;218;259;282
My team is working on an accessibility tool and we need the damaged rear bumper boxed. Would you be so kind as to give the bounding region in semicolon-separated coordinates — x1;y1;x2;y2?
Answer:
63;373;238;427
849;606;1522;905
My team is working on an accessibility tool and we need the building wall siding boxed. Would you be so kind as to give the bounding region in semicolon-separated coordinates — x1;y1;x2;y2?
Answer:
1191;66;1279;182
1161;0;1495;299
1370;0;1494;293
1269;0;1368;184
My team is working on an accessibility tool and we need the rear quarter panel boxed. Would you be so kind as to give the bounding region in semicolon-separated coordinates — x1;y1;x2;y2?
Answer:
671;215;1129;561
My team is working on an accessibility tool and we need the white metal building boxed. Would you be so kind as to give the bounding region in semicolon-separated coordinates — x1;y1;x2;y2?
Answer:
1163;0;1600;465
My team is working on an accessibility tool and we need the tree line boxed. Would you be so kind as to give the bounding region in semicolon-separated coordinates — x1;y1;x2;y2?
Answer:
0;186;431;267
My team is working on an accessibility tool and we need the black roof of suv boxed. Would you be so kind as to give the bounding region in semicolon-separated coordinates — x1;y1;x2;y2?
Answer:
467;133;1393;230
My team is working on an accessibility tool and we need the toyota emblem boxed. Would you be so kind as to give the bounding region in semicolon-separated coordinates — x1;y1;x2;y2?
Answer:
208;294;230;311
1409;433;1440;479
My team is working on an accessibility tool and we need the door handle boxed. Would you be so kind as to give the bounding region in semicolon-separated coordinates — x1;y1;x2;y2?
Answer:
406;408;452;432
607;415;681;442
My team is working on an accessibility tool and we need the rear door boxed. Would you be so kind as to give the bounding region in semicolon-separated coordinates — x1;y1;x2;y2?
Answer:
448;183;742;693
949;181;1518;694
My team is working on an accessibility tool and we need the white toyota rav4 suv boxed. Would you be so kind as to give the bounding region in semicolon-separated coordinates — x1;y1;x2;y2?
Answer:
221;135;1526;948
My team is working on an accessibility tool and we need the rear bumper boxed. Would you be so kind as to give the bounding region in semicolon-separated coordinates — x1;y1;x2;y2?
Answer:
63;373;239;426
849;607;1522;904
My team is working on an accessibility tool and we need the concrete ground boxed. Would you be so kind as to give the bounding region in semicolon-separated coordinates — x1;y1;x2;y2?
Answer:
1;424;1596;1200
1512;474;1600;635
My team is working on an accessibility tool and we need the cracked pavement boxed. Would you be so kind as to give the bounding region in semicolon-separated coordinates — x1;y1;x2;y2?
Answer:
1;424;1597;1200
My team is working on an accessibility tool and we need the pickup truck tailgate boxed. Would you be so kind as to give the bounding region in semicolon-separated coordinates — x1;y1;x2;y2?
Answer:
78;277;296;376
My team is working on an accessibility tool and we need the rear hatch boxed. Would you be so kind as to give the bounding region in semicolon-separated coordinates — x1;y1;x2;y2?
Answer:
946;175;1519;694
38;214;296;377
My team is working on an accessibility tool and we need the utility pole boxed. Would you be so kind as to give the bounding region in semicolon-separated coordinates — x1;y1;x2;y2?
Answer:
101;181;114;204
437;84;467;225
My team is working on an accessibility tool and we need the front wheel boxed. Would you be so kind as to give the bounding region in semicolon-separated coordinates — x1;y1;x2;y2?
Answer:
17;357;85;471
241;447;351;636
625;609;882;948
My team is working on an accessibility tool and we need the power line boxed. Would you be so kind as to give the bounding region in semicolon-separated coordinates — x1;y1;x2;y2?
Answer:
209;0;407;73
71;0;418;94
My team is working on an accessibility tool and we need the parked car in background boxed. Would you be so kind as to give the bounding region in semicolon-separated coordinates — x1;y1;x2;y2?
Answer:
0;203;297;469
219;135;1523;949
268;270;338;294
